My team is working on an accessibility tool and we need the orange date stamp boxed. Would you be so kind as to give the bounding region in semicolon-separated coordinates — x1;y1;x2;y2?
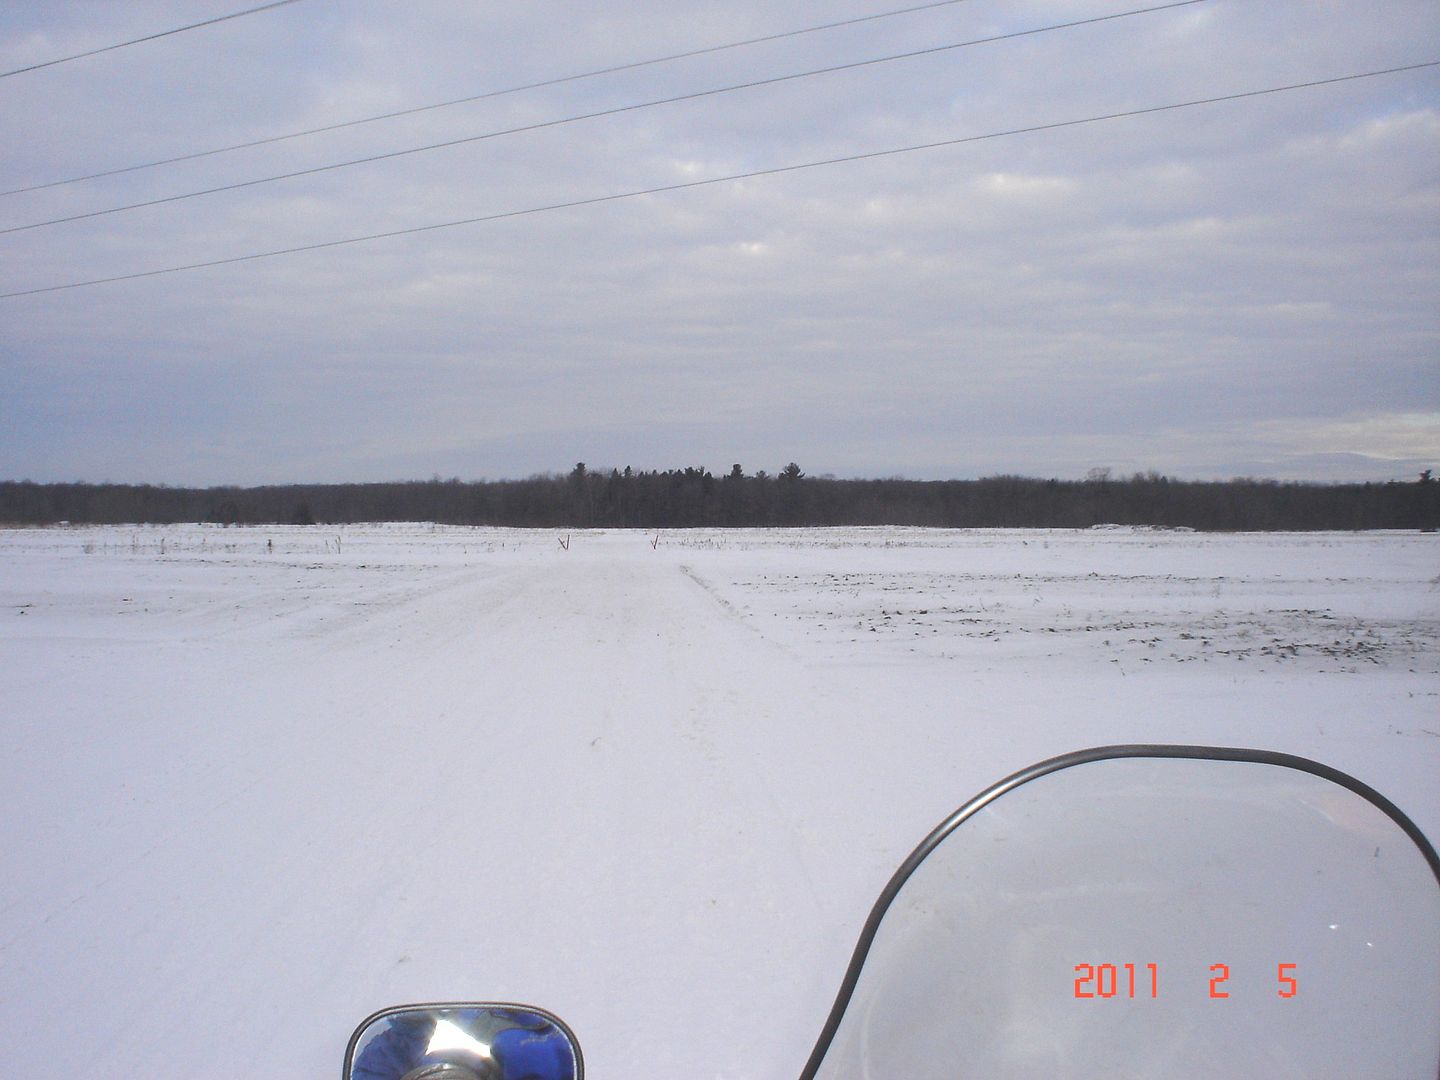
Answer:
1073;962;1299;999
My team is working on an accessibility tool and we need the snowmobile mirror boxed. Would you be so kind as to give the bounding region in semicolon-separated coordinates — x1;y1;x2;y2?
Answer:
802;746;1440;1080
344;1003;582;1080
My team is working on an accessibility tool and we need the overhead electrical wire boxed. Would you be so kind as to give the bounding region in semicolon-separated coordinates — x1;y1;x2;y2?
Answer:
0;0;1210;236
2;0;976;197
3;61;1432;302
0;1;304;79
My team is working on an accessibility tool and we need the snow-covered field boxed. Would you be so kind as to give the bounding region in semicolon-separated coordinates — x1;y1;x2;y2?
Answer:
2;525;1437;1078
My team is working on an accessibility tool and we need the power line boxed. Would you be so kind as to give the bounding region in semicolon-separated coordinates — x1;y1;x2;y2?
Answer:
1;0;976;196
2;62;1432;302
1;1;304;79
0;1;1210;236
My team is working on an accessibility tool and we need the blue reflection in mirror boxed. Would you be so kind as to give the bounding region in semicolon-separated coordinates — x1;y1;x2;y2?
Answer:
347;1004;580;1080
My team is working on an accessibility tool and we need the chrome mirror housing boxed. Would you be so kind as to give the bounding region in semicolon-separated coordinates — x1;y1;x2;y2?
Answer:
344;1003;582;1080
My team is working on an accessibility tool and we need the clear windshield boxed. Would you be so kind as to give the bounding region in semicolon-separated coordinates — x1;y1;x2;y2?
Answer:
809;756;1440;1080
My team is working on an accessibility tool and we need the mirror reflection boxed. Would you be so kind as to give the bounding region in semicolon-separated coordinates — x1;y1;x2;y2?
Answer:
347;1004;580;1080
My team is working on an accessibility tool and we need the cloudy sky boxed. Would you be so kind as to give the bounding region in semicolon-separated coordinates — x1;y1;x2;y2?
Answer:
1;0;1436;484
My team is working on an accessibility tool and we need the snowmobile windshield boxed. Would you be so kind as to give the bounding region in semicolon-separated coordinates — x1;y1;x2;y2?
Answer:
803;748;1440;1080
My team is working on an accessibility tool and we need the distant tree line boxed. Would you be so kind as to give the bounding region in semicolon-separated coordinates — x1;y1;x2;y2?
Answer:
1;464;1436;531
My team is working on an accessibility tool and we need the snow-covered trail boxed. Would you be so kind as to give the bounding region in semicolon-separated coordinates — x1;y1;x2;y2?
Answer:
2;526;1436;1078
2;541;886;1078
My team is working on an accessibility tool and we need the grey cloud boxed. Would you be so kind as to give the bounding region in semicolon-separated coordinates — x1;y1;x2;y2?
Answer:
1;0;1436;484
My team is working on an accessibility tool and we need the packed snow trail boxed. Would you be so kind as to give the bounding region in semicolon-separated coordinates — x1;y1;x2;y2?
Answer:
2;526;1435;1078
2;541;893;1078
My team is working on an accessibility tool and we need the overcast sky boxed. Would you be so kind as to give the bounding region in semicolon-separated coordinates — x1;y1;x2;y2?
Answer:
1;0;1436;485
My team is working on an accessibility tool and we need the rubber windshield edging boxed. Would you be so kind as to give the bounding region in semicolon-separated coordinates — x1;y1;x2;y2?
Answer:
795;742;1440;1080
